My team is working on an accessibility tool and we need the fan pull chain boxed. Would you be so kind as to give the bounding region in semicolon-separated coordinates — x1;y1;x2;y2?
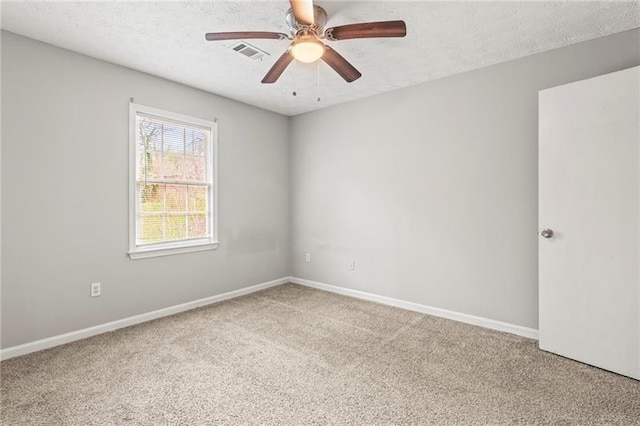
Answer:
316;61;321;102
292;60;298;97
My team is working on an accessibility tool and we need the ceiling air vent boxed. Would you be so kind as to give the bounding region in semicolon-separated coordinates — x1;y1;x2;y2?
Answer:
230;41;269;61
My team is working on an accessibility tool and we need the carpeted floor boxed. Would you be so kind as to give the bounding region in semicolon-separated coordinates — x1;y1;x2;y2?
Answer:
1;284;639;425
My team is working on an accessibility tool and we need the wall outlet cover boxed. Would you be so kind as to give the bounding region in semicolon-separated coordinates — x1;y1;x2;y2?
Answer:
90;282;101;297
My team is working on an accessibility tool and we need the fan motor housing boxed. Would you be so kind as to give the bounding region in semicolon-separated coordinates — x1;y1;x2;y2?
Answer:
286;5;327;37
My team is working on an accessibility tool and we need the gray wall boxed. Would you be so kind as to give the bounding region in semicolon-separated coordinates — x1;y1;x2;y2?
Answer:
290;29;640;329
1;32;290;348
3;28;639;349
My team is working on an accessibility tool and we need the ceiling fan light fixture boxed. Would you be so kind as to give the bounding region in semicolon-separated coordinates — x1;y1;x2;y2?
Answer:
290;37;325;63
204;1;406;83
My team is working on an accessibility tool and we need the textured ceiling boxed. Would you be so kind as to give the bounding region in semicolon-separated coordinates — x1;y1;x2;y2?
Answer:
1;1;638;116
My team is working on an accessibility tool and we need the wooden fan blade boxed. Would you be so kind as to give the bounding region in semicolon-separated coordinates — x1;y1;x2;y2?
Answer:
262;50;294;84
290;0;315;25
205;31;288;41
324;20;406;41
321;46;361;83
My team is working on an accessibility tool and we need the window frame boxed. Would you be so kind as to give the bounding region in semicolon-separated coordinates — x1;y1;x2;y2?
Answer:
128;102;218;259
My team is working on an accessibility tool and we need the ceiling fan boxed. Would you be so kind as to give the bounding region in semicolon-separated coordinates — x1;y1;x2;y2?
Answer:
204;0;406;84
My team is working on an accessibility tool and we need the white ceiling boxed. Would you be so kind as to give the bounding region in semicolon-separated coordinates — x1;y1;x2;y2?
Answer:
1;1;638;116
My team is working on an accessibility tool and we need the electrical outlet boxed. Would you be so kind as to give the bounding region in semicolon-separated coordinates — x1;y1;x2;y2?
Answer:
90;282;101;297
349;261;356;271
304;252;311;262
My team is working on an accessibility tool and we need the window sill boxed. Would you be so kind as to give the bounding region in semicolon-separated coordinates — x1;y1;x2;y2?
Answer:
128;241;219;260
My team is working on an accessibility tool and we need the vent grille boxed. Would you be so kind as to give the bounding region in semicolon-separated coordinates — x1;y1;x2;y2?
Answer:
229;41;269;61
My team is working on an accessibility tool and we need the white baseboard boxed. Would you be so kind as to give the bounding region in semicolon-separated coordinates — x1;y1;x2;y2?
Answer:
289;277;539;340
0;277;289;361
1;276;538;361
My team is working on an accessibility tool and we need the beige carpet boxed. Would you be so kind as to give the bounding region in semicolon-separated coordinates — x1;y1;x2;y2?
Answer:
1;284;639;425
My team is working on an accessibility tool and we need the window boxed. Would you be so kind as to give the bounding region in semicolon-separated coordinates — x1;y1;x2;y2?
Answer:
128;103;218;259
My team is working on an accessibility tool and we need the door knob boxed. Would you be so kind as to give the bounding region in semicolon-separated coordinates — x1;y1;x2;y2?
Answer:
541;228;554;238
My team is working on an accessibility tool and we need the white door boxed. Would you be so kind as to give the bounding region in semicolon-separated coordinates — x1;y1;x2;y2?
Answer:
539;66;639;380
